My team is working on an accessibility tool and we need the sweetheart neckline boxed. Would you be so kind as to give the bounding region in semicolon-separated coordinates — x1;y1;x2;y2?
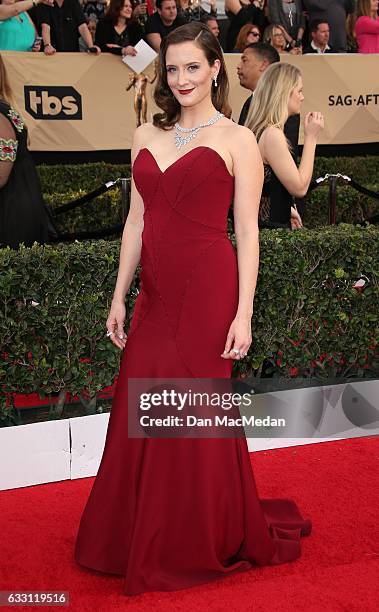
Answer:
134;146;234;179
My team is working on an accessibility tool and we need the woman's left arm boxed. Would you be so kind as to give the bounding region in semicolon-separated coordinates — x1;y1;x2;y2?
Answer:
222;127;263;360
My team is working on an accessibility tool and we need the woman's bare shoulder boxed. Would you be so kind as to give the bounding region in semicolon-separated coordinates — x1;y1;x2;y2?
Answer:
220;120;258;146
260;125;286;145
133;122;159;146
222;122;260;160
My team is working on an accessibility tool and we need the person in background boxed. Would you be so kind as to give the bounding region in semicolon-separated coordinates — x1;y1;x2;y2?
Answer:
177;0;218;23
225;0;266;20
233;22;260;50
225;0;265;51
82;0;107;20
145;0;186;51
0;0;52;51
303;19;332;53
238;41;279;123
302;0;356;52
237;42;303;229
87;14;97;36
95;0;144;55
263;22;301;52
267;0;305;49
0;54;57;249
39;0;101;53
355;0;379;53
203;14;220;39
132;0;149;27
79;15;97;50
245;62;323;230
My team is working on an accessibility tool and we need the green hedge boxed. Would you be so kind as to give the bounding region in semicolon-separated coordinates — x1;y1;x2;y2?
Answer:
46;190;122;234
37;156;379;193
1;225;378;425
304;185;379;228
38;157;379;233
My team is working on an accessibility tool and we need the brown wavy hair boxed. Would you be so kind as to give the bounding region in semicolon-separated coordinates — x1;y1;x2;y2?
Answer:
357;0;373;17
234;23;259;52
153;21;231;130
105;0;134;26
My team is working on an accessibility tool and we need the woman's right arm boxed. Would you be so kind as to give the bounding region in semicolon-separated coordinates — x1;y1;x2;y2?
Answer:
106;127;146;349
0;0;52;21
261;112;323;198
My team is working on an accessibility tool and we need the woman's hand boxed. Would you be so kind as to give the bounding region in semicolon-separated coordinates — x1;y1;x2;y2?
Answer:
290;45;302;55
122;45;137;56
291;206;303;229
44;43;56;55
304;111;324;139
106;298;127;350
221;316;252;360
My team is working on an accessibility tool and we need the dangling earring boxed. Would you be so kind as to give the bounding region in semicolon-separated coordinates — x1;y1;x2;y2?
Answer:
213;74;218;88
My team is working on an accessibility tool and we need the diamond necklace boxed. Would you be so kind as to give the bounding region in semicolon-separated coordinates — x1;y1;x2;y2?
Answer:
174;110;224;150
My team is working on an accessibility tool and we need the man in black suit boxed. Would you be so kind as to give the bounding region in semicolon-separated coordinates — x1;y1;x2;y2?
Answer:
237;42;304;226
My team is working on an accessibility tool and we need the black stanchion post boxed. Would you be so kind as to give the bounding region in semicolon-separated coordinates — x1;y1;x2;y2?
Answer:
120;178;130;223
328;176;337;225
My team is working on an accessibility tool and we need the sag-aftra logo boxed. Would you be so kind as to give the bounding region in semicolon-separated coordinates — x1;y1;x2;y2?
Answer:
24;86;82;120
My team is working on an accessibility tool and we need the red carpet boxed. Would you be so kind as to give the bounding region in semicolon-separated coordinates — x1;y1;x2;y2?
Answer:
0;436;378;611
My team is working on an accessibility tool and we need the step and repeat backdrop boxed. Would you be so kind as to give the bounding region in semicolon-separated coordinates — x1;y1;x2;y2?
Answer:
2;51;378;151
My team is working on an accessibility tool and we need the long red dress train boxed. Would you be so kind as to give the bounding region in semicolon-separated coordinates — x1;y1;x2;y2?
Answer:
74;146;311;595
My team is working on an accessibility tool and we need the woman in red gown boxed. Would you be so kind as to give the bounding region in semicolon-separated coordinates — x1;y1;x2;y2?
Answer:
74;21;311;596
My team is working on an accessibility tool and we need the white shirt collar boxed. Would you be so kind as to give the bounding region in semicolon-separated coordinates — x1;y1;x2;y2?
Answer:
311;40;331;53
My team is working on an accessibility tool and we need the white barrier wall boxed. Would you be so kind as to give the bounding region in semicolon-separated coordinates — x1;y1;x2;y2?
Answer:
0;380;378;490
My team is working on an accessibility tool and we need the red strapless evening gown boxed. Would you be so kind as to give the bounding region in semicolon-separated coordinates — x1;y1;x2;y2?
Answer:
74;146;311;596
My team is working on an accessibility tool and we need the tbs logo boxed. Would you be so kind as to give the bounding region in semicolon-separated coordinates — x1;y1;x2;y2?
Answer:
24;86;82;120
